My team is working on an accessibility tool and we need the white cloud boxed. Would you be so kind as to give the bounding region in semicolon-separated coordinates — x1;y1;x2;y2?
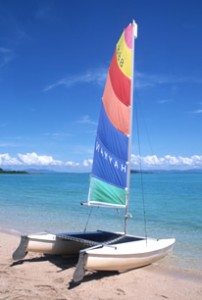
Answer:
157;99;173;105
65;161;80;167
0;152;81;169
17;152;62;166
0;153;21;165
83;159;93;167
135;72;202;89
0;143;19;147
131;154;202;169
43;66;202;93
77;115;97;126
43;67;107;92
191;109;202;114
0;47;14;68
1;152;202;170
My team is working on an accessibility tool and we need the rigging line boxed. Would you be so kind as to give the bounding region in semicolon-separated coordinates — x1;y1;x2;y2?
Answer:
83;207;93;232
138;97;155;157
135;101;148;244
137;92;160;170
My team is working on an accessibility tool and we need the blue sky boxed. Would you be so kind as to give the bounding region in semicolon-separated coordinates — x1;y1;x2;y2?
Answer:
0;0;202;170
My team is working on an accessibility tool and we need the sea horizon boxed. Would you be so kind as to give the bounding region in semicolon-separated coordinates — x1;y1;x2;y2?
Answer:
1;167;202;173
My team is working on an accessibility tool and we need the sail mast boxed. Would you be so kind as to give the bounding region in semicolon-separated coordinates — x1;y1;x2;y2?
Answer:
85;22;137;211
124;20;138;233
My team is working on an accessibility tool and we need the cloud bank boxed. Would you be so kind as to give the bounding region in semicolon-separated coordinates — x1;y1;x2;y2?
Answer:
43;67;202;95
0;152;202;170
131;154;202;169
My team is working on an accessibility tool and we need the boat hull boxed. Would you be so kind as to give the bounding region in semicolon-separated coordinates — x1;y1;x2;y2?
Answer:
27;233;84;255
85;238;175;272
13;231;175;275
12;232;84;260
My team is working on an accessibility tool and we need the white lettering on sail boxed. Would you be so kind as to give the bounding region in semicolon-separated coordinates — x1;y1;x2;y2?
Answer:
96;141;100;151
100;148;104;157
95;140;127;173
114;161;119;169
121;164;127;172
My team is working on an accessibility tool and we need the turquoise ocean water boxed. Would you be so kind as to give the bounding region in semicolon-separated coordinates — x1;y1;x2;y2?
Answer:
0;172;201;270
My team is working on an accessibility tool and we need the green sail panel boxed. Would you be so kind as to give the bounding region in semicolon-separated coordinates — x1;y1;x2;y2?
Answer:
89;176;127;208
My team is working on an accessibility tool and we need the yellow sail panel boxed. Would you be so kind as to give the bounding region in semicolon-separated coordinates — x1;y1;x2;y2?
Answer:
116;33;132;78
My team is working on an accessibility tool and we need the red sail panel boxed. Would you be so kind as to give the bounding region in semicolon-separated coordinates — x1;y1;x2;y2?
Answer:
109;54;131;106
103;73;130;135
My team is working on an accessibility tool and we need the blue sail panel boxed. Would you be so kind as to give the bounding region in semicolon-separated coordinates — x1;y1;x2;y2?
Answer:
97;104;128;161
92;136;128;188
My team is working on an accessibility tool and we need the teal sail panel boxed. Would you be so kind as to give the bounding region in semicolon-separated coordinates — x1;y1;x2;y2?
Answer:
88;177;127;208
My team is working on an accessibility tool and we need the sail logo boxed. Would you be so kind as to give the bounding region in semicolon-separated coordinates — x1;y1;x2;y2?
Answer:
95;141;127;173
117;44;125;68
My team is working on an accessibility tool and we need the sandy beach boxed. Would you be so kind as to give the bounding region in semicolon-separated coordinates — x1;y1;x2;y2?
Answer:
0;231;201;300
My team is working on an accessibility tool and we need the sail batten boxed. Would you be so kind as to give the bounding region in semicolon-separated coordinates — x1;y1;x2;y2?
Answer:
87;22;137;208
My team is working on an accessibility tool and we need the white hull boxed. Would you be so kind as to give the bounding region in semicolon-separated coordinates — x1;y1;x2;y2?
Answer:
12;232;85;260
13;231;175;279
27;233;84;255
85;238;175;272
13;231;175;272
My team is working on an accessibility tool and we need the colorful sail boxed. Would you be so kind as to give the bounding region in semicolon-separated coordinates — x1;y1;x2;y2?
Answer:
87;22;137;208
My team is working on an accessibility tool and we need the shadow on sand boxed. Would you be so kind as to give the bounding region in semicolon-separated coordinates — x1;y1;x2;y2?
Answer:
68;270;118;289
10;254;78;270
10;254;118;288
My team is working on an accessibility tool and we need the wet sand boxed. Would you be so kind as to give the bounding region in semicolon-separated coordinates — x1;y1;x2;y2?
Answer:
0;231;201;300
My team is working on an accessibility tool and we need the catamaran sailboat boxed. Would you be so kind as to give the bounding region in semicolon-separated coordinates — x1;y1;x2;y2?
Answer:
13;21;175;282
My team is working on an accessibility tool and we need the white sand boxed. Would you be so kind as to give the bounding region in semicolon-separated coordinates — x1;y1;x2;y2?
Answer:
0;232;201;300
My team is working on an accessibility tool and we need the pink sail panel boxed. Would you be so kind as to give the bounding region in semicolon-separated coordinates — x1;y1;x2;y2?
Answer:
124;23;133;49
102;73;130;135
109;53;131;106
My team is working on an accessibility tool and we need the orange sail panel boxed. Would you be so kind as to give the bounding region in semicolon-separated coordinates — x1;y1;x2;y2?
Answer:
103;73;130;135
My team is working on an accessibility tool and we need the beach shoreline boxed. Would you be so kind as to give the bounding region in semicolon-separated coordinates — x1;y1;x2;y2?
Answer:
0;231;201;300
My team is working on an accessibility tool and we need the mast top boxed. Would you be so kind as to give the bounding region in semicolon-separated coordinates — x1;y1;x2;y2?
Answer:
132;20;138;39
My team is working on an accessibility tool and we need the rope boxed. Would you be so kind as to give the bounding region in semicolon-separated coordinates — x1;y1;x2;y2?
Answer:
83;206;93;232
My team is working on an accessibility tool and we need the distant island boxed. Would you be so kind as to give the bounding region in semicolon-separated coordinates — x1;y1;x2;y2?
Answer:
130;170;154;174
0;168;28;174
